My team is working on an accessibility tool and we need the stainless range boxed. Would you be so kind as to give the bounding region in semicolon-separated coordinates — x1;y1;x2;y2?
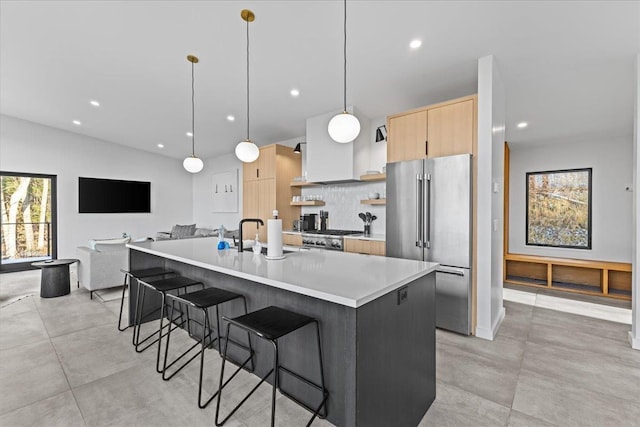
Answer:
301;229;362;251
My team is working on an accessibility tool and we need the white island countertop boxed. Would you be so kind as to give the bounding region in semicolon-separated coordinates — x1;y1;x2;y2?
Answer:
127;237;437;308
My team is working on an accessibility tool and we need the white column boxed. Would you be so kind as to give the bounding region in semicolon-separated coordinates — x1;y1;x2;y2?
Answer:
476;55;506;340
630;53;640;350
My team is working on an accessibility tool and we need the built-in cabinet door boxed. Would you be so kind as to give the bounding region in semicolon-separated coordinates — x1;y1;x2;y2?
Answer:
387;110;427;163
243;180;260;236
257;179;276;242
344;239;385;256
427;99;474;158
243;159;259;182
258;146;276;180
243;146;276;182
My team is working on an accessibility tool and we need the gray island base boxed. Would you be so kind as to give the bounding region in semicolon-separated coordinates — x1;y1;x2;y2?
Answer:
128;239;437;427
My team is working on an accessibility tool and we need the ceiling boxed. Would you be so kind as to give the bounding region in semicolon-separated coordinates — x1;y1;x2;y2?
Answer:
1;1;638;160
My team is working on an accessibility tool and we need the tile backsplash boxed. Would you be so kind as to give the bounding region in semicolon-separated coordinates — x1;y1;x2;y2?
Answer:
300;181;386;235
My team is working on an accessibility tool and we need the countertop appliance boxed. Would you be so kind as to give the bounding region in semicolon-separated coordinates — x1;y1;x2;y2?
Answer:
319;210;329;231
301;214;317;232
302;229;361;251
386;154;472;335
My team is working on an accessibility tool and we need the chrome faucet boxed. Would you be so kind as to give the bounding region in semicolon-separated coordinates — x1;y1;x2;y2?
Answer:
238;218;264;252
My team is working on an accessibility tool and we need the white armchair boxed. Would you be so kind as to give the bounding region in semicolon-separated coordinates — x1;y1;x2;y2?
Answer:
76;241;129;298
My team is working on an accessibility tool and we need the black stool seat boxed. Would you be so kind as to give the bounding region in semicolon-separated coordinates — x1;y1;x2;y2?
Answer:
173;287;242;309
228;306;315;340
117;267;174;332
146;276;201;292
128;267;174;278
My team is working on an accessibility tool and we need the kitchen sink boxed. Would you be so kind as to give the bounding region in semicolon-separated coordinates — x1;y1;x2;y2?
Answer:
241;247;294;255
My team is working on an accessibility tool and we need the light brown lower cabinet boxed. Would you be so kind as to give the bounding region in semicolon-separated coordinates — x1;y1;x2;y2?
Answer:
344;239;386;256
282;234;302;246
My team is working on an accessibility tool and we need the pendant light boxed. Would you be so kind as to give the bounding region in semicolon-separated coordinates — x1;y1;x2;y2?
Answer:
235;9;260;163
328;0;360;144
183;55;204;173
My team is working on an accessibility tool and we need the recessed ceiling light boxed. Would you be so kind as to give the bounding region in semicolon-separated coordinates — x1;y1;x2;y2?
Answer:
157;144;164;148
72;120;81;126
186;132;193;137
517;122;528;129
290;89;300;97
226;115;235;122
409;39;422;49
90;100;100;107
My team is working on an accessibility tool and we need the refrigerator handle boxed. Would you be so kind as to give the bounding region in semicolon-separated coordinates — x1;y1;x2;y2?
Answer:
425;173;431;249
437;266;465;276
416;173;423;247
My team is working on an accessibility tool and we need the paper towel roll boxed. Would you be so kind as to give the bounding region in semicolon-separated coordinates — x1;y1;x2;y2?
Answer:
267;219;283;258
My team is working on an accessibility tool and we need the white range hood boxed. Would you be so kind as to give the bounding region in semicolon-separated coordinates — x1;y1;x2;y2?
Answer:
306;106;370;183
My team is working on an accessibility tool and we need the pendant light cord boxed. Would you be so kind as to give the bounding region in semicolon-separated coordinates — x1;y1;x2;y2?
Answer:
191;60;196;156
343;0;347;112
246;19;250;141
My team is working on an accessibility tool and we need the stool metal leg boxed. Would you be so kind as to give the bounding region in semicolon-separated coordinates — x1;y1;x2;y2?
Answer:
133;282;146;347
162;300;206;381
215;323;266;427
271;340;279;427
117;273;129;331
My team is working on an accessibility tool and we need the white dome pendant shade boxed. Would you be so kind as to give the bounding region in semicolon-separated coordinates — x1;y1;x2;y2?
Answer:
328;111;361;143
183;156;204;173
235;10;261;163
328;0;360;144
183;54;204;173
235;139;259;163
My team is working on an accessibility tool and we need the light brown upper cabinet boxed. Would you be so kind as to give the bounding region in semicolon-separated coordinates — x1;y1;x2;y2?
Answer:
387;95;476;163
243;145;277;182
387;110;427;163
242;144;300;242
427;99;475;158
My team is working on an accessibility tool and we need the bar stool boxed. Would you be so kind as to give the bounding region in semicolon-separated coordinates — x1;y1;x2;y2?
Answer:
162;287;255;408
215;306;328;427
118;267;174;331
133;275;203;373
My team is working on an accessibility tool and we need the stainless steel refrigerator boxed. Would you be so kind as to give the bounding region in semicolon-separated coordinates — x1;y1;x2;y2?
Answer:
386;154;472;335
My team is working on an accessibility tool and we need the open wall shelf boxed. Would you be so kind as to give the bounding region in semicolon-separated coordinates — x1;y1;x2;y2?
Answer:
504;253;631;300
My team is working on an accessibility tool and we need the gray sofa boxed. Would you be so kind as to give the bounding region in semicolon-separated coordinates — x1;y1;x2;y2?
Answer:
155;224;238;241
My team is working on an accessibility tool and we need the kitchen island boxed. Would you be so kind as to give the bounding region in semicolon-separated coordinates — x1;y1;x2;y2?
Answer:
127;237;438;427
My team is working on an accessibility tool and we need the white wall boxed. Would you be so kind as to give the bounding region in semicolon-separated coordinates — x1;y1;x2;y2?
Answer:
191;136;301;232
192;152;243;231
476;55;506;340
0;115;193;258
509;137;633;262
631;53;640;350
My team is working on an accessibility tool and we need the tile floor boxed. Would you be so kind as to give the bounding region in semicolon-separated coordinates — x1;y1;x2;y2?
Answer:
0;270;639;426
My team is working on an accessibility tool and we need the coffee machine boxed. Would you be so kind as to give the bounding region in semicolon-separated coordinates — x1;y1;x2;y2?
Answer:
301;214;317;231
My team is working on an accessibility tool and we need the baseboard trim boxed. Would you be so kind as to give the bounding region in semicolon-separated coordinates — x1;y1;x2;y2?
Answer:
475;306;506;341
629;331;640;350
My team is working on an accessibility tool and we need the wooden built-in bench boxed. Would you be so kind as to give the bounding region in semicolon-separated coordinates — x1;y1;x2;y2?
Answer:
504;253;632;300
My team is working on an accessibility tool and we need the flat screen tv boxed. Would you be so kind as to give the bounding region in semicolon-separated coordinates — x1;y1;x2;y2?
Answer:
79;177;151;213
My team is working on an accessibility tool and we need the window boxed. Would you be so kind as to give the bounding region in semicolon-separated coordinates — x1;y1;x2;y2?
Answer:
526;168;592;249
1;172;57;272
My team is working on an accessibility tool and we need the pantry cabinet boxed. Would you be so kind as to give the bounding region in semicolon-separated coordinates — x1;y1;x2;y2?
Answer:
242;144;301;242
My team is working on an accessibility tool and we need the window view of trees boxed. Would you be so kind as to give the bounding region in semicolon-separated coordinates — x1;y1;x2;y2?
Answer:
1;175;53;263
526;168;591;249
